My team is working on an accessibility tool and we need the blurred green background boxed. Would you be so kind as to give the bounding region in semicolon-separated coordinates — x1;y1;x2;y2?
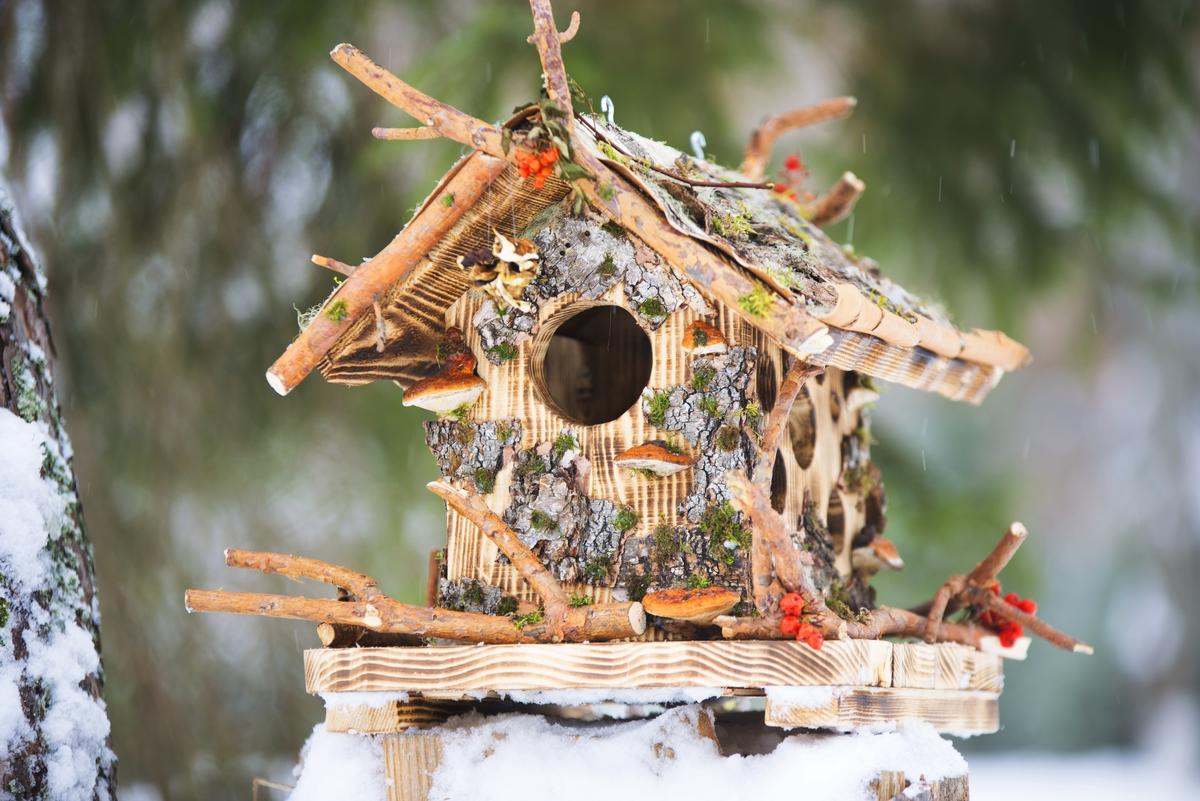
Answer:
1;1;1197;798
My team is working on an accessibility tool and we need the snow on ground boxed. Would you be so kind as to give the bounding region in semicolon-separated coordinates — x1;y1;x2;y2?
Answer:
288;707;965;801
969;750;1200;801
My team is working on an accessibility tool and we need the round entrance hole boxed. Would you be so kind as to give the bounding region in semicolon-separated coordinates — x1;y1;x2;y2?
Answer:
534;305;653;425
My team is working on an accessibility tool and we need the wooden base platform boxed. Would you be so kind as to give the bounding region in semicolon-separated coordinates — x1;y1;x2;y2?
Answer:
307;639;1003;736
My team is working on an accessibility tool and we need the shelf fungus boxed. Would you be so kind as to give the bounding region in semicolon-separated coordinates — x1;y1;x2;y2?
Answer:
681;319;728;356
614;441;693;476
402;352;487;414
851;535;905;579
642;586;740;625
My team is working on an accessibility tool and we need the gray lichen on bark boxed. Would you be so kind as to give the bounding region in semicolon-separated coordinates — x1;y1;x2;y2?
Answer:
474;200;709;363
423;419;522;492
437;577;517;616
501;439;624;585
640;346;759;521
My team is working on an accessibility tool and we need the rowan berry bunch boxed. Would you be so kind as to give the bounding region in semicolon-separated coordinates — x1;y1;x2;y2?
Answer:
516;146;560;189
771;153;811;203
778;591;824;650
979;583;1037;648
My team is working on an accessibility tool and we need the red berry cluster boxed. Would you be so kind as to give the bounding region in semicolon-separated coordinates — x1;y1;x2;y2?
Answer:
778;592;824;650
772;153;810;203
979;583;1037;648
516;146;559;189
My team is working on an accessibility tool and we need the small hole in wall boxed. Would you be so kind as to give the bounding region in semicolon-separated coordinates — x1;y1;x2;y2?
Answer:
533;304;653;425
788;385;816;470
826;489;846;555
770;454;787;513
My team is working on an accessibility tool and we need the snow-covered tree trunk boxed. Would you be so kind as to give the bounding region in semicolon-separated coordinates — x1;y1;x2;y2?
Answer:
0;185;116;800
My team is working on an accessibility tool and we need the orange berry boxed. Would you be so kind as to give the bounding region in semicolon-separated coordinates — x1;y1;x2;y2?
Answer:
532;175;546;189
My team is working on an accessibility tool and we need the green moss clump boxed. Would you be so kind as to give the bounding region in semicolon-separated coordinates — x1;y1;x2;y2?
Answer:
715;425;740;452
568;594;592;607
652;519;679;566
698;396;719;417
512;609;545;630
738;285;775;318
742;401;761;424
691;365;716;391
496;596;519;616
638;297;667;319
625;571;651;602
602;220;626;238
598;140;631;166
633;467;659;479
552;431;579;461
487;342;518;362
496;423;513;442
463;582;486;606
472;468;496;493
583;557;609;581
530;510;557;533
700;502;751;565
597;253;617;277
325;299;349;322
691;327;709;346
441;193;455;207
686;573;712;590
710;204;754;239
613;507;638;532
0;597;7;629
647;391;671;428
448;403;473;423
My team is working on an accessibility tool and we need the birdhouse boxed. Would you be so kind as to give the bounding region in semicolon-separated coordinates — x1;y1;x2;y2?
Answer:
188;4;1090;798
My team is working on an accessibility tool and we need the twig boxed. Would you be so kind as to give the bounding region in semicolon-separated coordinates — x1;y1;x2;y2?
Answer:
330;44;504;156
741;96;858;180
727;472;812;613
371;126;442;141
528;1;575;127
427;481;571;620
968;588;1093;654
804;171;864;226
252;778;294;801
186;551;644;644
311;253;356;276
577;115;776;191
526;10;581;44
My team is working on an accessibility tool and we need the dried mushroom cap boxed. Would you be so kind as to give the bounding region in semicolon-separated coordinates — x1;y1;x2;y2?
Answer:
402;355;486;413
614;441;693;476
681;319;728;355
642;586;740;625
492;230;540;266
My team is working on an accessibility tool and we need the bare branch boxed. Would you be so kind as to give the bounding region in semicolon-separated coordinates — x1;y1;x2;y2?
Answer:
968;588;1094;654
741;97;858;179
330;43;503;156
804;171;864;226
311;253;356;276
526;10;581;44
527;1;574;123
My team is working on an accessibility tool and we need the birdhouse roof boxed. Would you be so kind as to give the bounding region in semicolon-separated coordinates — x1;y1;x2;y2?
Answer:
267;48;1029;406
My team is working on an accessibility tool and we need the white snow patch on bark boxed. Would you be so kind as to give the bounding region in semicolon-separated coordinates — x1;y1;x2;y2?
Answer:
0;409;114;800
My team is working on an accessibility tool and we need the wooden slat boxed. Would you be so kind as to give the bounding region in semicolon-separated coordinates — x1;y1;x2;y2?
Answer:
383;733;443;801
764;686;999;736
304;640;894;694
892;642;1003;693
325;698;467;733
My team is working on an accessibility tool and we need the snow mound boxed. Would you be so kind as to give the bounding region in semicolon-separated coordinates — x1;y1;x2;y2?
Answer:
287;705;966;801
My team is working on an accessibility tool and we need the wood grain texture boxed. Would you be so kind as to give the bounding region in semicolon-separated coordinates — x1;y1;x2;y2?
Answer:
383;733;444;801
892;642;1003;693
304;639;894;694
764;687;999;736
325;698;467;733
871;772;969;801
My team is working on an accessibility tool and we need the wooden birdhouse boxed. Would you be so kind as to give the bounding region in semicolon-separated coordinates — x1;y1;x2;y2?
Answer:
188;4;1090;798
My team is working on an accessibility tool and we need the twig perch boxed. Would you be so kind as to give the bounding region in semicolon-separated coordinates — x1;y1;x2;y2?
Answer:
804;171;864;226
311;254;356;276
185;548;644;645
715;522;1092;656
741;96;858;180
